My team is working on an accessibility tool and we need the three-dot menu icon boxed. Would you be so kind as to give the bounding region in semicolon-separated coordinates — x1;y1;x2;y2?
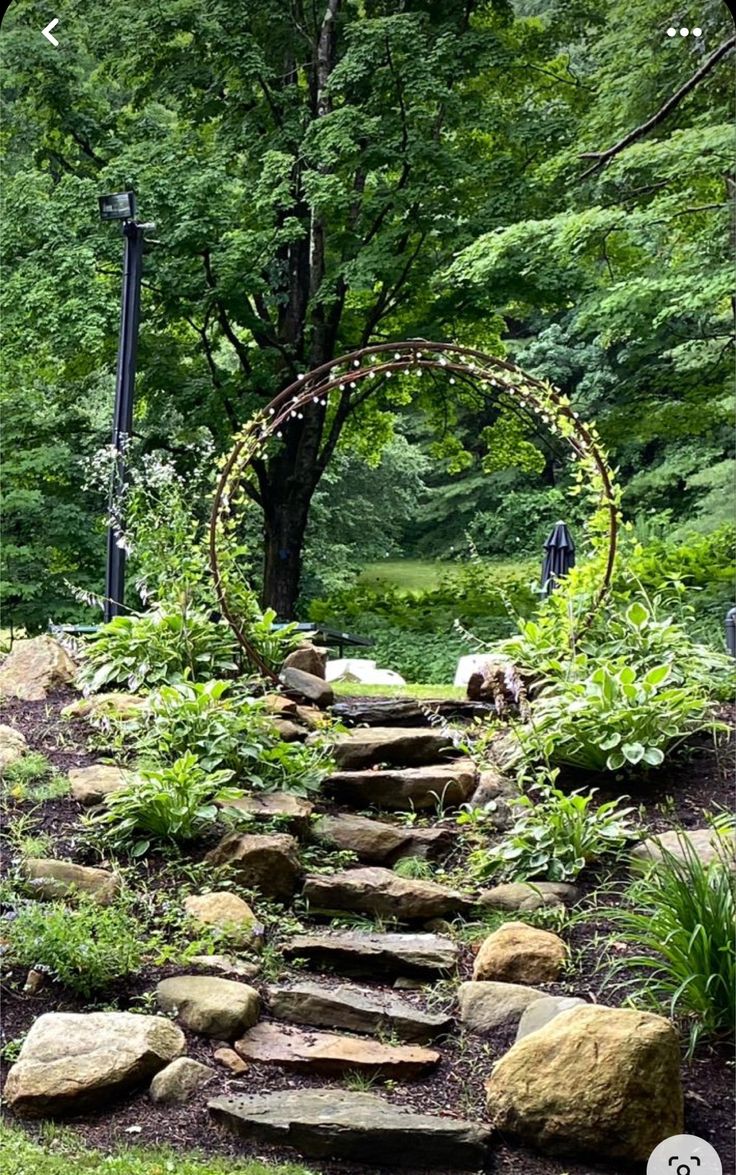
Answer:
666;26;702;36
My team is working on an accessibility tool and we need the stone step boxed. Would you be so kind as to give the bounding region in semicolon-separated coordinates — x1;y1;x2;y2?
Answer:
326;758;477;811
265;980;453;1043
312;812;453;864
303;866;470;921
283;930;458;977
329;726;459;770
218;791;314;831
331;698;495;727
209;1088;492;1169
233;1022;439;1077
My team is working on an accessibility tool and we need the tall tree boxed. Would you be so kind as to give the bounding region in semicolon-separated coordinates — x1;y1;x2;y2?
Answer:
4;0;551;618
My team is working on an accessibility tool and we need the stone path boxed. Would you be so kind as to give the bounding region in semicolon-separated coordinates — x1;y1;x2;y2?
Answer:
4;680;693;1169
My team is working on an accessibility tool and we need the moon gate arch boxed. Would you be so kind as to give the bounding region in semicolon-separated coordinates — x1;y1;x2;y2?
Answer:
209;340;619;679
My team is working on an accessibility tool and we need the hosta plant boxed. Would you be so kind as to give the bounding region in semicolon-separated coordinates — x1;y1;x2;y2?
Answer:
123;679;332;795
77;608;239;693
522;661;718;773
87;752;243;855
469;775;636;883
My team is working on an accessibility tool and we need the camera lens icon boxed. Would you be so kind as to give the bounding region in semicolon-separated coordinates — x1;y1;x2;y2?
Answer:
648;1135;722;1175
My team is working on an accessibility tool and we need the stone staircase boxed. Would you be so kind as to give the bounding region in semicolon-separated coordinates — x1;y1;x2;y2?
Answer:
206;712;493;1166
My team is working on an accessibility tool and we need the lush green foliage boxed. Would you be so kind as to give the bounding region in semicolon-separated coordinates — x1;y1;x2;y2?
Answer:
77;610;240;693
605;836;736;1055
2;0;731;626
310;560;538;683
6;896;146;997
117;679;332;795
86;752;243;856
469;779;636;882
523;661;718;773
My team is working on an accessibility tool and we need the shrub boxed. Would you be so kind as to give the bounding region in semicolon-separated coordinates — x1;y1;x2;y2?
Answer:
522;661;720;773
604;836;736;1055
502;589;735;701
77;609;240;692
87;752;243;855
6;896;146;997
121;679;332;795
469;778;636;882
308;562;537;683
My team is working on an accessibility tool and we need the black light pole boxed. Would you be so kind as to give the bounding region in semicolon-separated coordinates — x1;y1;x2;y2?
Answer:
99;191;148;622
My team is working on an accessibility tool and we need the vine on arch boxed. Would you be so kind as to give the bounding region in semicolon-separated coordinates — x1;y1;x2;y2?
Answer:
209;341;620;679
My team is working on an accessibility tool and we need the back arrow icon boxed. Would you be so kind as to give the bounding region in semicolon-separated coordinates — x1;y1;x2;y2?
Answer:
42;18;59;46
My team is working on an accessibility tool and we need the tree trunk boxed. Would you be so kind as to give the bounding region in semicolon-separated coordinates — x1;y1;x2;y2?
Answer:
262;486;314;618
258;0;342;618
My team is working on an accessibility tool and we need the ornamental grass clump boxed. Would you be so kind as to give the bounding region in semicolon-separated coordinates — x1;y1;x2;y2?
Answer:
604;835;736;1056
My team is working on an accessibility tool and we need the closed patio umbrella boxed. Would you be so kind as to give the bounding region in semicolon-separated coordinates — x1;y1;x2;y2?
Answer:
541;521;575;597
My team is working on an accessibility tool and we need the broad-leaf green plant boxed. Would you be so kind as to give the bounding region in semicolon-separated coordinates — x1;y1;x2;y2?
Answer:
77;609;239;693
86;752;243;855
469;776;636;882
521;661;719;773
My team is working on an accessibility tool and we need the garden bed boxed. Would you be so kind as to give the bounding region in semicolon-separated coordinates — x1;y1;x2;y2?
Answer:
1;689;734;1175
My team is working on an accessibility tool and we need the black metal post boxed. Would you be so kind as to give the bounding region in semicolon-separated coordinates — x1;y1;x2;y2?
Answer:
104;220;144;622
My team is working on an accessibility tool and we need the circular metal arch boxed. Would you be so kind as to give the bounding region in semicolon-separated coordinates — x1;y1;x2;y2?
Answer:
209;340;619;679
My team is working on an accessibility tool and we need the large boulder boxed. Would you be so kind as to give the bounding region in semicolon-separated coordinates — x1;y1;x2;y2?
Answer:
205;832;301;900
327;760;476;811
184;892;263;947
283;930;458;977
472;921;567;984
20;858;120;906
312;813;452;864
0;636;77;701
233;1022;439;1078
149;1057;216;1104
0;724;27;773
282;644;327;679
220;791;313;831
330;726;457;770
3;1011;185;1116
68;763;129;806
631;827;735;871
457;981;545;1034
312;813;409;863
209;1088;492;1169
303;866;469;921
266;981;452;1043
156;975;260;1040
485;1004;684;1160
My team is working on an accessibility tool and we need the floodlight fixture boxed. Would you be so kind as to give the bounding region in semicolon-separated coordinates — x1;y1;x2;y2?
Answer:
98;190;137;222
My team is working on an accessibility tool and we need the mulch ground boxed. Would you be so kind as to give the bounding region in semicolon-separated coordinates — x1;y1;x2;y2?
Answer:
1;690;734;1175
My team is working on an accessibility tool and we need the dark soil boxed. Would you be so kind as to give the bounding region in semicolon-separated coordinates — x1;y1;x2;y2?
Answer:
1;691;734;1175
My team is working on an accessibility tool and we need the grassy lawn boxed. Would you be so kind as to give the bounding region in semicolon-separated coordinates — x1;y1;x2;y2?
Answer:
331;681;466;699
358;557;536;591
2;1122;313;1175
